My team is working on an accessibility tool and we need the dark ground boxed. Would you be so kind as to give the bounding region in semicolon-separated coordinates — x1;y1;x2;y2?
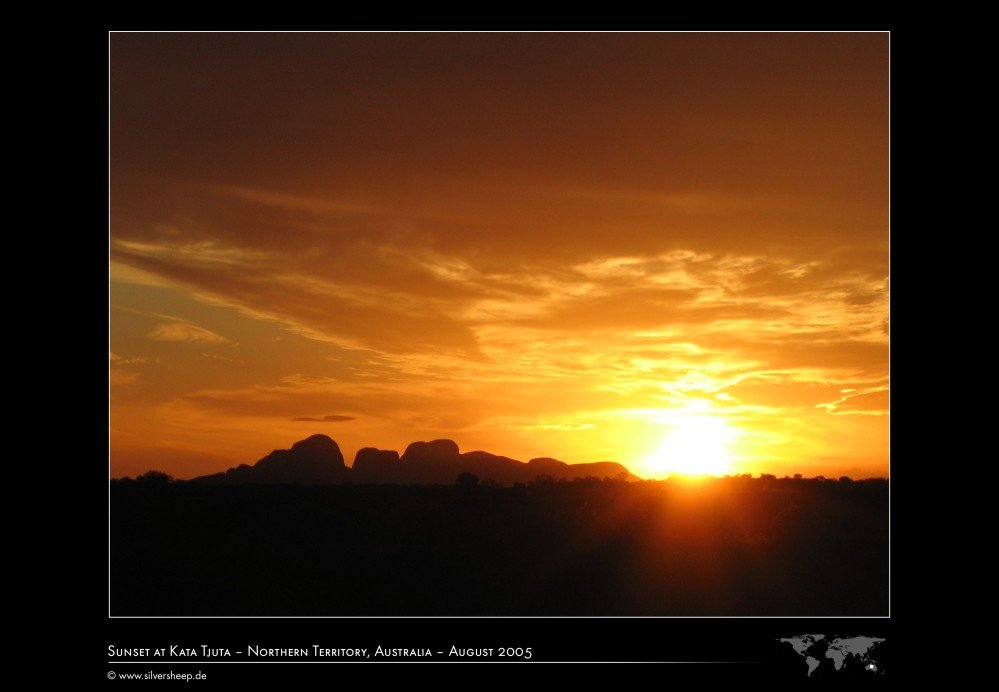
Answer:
110;476;888;616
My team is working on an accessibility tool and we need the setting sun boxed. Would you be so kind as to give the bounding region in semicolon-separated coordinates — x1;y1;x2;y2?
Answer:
642;415;736;478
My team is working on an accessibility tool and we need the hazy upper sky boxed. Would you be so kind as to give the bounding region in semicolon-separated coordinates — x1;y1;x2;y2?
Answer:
110;32;888;480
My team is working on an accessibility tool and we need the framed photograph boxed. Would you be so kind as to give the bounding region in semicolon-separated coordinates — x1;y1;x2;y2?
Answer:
105;28;890;680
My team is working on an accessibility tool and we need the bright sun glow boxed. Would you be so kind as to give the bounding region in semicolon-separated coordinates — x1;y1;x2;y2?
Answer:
643;415;736;478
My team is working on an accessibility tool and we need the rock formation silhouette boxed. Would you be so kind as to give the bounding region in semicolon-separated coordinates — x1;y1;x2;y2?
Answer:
193;434;348;485
351;447;402;483
191;434;636;486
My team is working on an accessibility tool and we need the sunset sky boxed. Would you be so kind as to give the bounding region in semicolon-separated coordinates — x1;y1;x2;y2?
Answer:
109;32;888;480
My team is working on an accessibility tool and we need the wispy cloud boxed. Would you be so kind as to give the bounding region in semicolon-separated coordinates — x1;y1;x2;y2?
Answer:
202;353;243;363
504;422;597;431
110;370;139;386
149;319;232;344
110;352;159;365
291;414;356;423
816;385;889;416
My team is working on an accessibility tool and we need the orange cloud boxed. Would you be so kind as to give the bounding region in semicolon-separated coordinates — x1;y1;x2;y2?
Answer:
149;320;231;344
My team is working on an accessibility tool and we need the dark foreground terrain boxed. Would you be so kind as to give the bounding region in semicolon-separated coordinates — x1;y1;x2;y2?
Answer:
111;476;888;615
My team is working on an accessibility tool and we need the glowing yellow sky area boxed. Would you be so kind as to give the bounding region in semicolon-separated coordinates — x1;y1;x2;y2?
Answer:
638;408;738;478
109;33;889;480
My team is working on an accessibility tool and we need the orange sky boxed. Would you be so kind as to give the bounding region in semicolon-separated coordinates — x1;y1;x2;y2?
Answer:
109;32;888;480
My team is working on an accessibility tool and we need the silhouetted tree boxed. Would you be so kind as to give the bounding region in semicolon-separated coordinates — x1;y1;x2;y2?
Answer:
136;470;173;484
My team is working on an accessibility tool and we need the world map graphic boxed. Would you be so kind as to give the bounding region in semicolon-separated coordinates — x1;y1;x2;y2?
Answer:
778;634;885;676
